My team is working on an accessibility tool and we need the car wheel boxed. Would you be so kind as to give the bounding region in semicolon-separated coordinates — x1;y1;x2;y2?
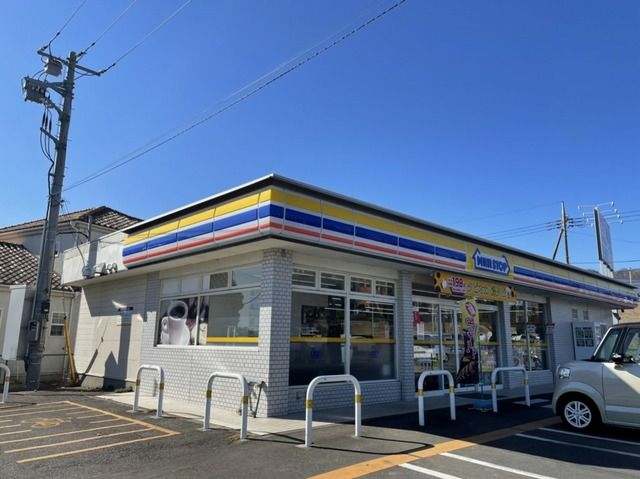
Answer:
560;396;600;431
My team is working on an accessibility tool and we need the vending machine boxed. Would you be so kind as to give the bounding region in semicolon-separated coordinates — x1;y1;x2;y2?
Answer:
572;321;609;360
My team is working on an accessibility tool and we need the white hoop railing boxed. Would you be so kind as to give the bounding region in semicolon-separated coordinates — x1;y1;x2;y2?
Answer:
305;374;361;448
490;366;530;413
133;365;165;418
417;370;456;426
202;372;249;441
0;364;10;404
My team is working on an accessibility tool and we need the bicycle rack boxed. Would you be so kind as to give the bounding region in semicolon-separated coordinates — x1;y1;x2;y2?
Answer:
0;364;10;404
202;372;249;440
133;365;165;418
305;374;361;448
490;366;530;413
417;370;456;427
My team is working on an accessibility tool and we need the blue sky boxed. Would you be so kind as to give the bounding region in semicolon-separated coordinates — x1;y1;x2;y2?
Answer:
1;0;638;274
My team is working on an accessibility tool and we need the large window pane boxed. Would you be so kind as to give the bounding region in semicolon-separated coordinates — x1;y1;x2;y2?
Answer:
158;296;199;346
200;290;260;345
350;300;395;381
231;265;261;287
510;301;548;370
289;292;346;386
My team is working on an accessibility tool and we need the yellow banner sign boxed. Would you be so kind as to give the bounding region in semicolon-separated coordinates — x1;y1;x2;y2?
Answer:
434;271;516;302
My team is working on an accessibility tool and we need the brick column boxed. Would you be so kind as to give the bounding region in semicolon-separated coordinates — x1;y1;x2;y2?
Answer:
396;270;415;400
258;248;293;416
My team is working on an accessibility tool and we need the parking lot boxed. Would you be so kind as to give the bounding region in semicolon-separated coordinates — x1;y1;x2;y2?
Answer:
0;390;637;479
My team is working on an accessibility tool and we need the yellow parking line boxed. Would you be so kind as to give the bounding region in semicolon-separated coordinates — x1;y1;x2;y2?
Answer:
0;401;69;413
66;410;96;416
0;430;32;437
6;427;153;453
73;414;105;419
63;401;178;436
0;406;81;418
16;433;176;464
309;417;561;479
0;425;21;430
0;423;139;445
0;420;12;424
89;418;123;424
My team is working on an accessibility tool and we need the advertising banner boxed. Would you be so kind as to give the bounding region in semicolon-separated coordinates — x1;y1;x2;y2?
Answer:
434;271;516;302
455;299;480;385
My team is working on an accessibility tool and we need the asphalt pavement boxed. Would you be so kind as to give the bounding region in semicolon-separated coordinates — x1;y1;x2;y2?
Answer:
0;390;637;479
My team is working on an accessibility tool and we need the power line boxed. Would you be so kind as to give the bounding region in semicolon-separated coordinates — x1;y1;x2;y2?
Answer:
448;201;559;226
99;0;193;74
42;0;89;52
65;0;408;190
78;0;141;59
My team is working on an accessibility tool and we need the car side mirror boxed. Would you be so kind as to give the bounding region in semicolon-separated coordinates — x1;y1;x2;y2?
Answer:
611;353;624;365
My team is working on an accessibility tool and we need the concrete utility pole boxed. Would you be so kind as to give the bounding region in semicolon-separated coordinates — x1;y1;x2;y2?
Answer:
22;50;100;390
552;201;570;264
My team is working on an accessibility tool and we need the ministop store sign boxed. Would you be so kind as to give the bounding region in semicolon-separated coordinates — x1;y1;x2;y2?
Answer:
472;249;510;276
434;271;516;302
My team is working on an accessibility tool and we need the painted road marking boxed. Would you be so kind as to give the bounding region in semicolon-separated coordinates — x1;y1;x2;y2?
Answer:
516;433;640;459
0;406;82;418
7;427;152;453
309;417;561;479
0;400;180;464
538;427;640;446
16;433;176;464
0;425;21;430
400;463;460;479
441;452;558;479
89;418;123;424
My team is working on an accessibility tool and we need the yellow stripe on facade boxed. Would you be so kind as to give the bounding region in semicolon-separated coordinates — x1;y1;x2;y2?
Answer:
123;231;150;246
259;188;286;204
206;337;259;343
148;220;180;239
323;202;354;222
178;208;215;229
285;191;322;213
215;193;260;217
350;338;395;344
354;212;400;236
290;337;345;343
395;224;466;251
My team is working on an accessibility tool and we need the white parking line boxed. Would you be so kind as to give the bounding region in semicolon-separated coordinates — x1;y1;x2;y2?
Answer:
516;434;640;459
400;463;461;479
538;428;640;447
441;452;558;479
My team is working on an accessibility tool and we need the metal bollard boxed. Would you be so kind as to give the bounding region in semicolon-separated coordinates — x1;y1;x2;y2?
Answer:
202;372;249;441
0;364;10;404
133;365;165;418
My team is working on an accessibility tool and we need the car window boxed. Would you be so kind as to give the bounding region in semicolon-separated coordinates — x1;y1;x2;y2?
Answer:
592;328;622;362
621;328;640;363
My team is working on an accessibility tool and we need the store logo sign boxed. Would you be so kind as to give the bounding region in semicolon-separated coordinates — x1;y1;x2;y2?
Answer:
473;249;510;276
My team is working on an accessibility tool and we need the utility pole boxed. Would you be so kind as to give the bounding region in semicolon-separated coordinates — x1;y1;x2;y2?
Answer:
22;50;100;390
552;201;570;264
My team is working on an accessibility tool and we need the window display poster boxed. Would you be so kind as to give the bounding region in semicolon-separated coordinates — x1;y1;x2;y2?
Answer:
456;299;479;385
157;297;198;345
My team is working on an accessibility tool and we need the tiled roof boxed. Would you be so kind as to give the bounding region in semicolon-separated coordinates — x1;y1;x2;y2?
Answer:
0;206;140;234
0;241;69;290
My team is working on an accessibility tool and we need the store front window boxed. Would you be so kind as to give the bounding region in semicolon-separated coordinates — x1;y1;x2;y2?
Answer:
509;300;548;370
289;268;396;386
157;265;261;346
413;300;500;391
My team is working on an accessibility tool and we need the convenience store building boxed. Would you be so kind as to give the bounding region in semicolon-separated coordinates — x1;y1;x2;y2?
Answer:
62;175;638;417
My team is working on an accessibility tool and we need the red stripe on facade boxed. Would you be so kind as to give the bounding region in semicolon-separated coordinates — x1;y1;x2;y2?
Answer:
284;225;321;238
321;233;354;245
215;225;259;241
435;258;467;270
398;250;436;264
177;236;215;250
147;245;178;259
259;221;283;230
354;241;397;255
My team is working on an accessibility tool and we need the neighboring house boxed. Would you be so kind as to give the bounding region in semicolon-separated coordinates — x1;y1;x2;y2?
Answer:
0;241;77;383
0;207;140;385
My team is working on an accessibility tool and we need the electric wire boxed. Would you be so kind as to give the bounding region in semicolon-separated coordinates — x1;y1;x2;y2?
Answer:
77;0;140;59
99;0;193;74
42;0;89;52
64;0;408;191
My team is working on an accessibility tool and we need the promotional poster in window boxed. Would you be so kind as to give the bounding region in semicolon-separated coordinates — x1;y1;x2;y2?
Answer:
455;299;479;386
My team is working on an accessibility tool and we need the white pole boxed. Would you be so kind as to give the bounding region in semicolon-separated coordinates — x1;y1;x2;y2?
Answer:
418;388;425;426
305;396;313;447
203;388;212;431
240;393;249;441
0;365;10;404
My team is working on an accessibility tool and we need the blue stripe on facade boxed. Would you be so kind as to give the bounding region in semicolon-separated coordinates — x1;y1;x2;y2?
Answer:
399;237;435;255
285;208;322;228
355;226;397;247
147;233;177;250
513;266;635;302
123;243;147;256
258;204;284;219
214;209;258;231
435;247;466;263
177;223;213;242
323;218;354;236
